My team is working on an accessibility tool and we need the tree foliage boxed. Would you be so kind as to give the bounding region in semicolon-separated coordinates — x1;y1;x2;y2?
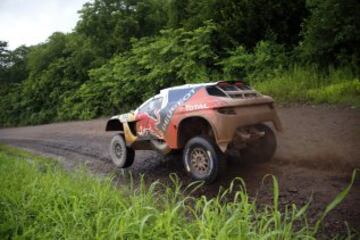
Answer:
176;0;308;50
76;0;169;58
61;23;219;119
220;41;287;81
301;0;360;66
0;42;29;85
0;0;359;126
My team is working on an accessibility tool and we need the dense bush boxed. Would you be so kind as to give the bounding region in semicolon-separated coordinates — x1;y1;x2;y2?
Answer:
220;41;288;81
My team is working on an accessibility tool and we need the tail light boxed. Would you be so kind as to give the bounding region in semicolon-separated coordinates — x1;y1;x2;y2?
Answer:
217;107;236;115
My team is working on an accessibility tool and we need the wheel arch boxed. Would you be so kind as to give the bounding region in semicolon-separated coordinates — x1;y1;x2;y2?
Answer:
106;119;124;132
177;116;218;149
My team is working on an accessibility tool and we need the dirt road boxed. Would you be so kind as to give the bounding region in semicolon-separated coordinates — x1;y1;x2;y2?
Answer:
0;105;359;236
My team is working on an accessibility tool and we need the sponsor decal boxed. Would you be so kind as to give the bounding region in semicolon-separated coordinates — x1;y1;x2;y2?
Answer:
185;103;208;111
158;87;198;132
136;87;200;137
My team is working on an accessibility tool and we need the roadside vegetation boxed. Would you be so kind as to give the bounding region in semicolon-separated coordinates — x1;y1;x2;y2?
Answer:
1;0;359;126
0;144;358;239
254;66;360;106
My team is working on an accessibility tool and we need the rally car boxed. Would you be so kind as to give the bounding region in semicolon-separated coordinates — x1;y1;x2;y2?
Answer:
106;81;282;183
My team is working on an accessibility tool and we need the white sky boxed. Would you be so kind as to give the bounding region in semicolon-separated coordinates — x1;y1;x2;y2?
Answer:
0;0;89;50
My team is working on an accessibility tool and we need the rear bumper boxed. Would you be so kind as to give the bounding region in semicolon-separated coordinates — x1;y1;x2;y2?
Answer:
212;103;282;152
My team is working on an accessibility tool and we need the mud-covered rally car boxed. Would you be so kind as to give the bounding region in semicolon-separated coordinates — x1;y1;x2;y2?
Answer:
106;81;282;183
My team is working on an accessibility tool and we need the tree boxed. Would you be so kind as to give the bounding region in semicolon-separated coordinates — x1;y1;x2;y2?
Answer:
60;23;220;119
172;0;307;50
0;41;10;66
167;0;189;28
301;0;360;66
0;41;30;85
76;0;168;58
6;45;30;83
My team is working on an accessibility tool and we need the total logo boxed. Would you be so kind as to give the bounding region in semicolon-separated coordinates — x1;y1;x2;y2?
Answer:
185;104;208;111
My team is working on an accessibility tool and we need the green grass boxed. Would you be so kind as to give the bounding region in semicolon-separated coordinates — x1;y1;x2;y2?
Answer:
254;66;360;107
0;145;358;239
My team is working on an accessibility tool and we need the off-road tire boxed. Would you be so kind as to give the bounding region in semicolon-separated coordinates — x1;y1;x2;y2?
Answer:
183;136;225;183
109;134;135;168
241;124;277;163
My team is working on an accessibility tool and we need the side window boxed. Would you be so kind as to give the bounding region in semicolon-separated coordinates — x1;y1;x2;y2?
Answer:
148;97;163;112
138;101;151;113
138;97;163;114
206;86;227;97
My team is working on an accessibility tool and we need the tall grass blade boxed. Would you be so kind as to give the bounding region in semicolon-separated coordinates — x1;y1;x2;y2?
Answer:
313;169;358;234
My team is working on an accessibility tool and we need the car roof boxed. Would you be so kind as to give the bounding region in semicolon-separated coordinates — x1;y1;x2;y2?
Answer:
160;82;217;95
135;81;246;112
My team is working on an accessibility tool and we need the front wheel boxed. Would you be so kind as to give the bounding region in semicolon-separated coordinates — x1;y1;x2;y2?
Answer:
183;136;225;183
109;134;135;168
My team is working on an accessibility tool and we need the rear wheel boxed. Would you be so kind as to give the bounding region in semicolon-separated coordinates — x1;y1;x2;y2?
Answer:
240;124;277;163
183;136;225;183
109;134;135;168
